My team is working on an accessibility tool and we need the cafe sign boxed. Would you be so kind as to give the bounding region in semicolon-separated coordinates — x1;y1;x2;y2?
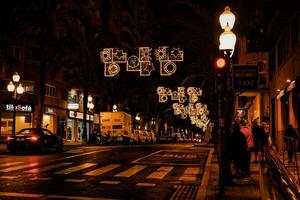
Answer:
2;103;33;112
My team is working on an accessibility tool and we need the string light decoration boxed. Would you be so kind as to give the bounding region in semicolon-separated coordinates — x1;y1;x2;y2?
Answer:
100;46;184;77
157;86;210;131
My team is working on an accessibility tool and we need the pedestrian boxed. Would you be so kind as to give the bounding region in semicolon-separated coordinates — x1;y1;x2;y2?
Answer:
251;120;265;164
240;119;254;177
284;124;298;163
229;122;248;177
260;122;270;163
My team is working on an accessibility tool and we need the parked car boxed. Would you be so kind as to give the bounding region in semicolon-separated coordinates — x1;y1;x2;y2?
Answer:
7;128;64;153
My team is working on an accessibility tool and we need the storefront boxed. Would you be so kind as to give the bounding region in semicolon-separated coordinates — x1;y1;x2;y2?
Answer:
67;110;94;143
0;103;33;136
42;106;67;137
274;78;300;151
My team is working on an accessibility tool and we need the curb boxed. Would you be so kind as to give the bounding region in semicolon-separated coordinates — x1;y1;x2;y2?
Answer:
196;147;215;200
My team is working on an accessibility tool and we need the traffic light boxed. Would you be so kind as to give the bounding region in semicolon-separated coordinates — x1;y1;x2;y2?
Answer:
214;56;229;74
214;55;229;92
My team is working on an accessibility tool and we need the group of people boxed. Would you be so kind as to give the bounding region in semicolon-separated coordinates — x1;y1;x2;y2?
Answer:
230;119;298;177
230;119;271;177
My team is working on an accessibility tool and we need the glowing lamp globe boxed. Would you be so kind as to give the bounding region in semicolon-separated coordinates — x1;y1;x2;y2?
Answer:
7;81;15;92
219;6;235;30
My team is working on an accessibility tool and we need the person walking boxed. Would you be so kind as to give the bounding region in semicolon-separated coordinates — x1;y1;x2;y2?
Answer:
251;120;265;164
240;119;254;177
284;124;298;163
230;123;248;177
261;122;271;162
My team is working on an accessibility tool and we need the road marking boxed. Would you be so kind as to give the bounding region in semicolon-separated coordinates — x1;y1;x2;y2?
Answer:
65;178;85;183
0;162;23;168
84;164;120;176
30;177;51;181
52;149;111;162
99;180;120;185
179;167;200;181
136;183;156;187
114;165;147;178
0;192;118;200
54;163;97;174
0;192;43;198
47;194;118;200
146;166;174;179
0;162;39;172
132;150;162;163
0;175;18;179
25;162;73;173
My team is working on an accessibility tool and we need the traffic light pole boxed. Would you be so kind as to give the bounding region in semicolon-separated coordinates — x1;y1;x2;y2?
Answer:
216;60;233;189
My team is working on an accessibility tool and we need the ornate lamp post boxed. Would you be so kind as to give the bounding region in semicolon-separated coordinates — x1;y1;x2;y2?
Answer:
217;6;236;188
7;72;24;136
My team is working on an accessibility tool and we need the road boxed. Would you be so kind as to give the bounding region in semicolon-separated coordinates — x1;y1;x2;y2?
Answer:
0;143;213;200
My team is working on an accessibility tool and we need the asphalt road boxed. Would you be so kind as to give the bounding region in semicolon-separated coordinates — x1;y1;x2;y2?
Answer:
0;144;212;200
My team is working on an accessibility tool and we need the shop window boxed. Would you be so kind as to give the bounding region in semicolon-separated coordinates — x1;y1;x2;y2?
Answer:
45;84;56;97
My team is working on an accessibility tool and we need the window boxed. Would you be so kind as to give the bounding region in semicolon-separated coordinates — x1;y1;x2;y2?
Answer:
12;47;21;59
45;84;56;97
269;49;275;77
291;17;298;48
61;88;68;100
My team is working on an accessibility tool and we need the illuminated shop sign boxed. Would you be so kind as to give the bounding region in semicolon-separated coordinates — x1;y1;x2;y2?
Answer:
69;111;93;121
2;103;33;112
45;106;56;115
67;103;79;110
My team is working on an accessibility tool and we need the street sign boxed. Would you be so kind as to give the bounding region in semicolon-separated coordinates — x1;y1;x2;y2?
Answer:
232;64;258;91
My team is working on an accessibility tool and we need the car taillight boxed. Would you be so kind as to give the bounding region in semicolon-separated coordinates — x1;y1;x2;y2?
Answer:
7;136;13;140
27;136;39;141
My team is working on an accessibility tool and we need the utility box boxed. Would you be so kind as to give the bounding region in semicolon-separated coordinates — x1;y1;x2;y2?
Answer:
100;112;132;142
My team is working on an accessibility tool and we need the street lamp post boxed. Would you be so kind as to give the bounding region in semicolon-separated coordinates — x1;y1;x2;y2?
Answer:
217;6;236;188
7;72;24;136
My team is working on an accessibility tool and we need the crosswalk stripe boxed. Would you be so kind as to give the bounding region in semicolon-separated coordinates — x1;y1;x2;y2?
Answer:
25;162;73;173
179;167;200;181
0;162;39;172
99;180;120;185
146;166;174;179
0;162;23;168
54;163;97;174
65;178;85;183
30;177;51;181
136;183;156;187
0;175;18;179
114;165;147;178
84;164;120;176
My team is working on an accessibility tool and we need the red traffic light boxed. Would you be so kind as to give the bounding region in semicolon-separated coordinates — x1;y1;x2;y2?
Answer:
215;57;227;69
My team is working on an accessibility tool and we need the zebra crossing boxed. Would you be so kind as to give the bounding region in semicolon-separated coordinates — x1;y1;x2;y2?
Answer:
0;160;202;186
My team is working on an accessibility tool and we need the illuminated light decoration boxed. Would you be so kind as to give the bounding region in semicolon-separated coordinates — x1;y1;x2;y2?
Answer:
158;86;210;131
187;87;202;103
140;62;154;76
100;46;183;77
127;55;140;71
155;47;184;76
101;48;127;77
100;48;113;63
104;63;120;77
157;87;172;103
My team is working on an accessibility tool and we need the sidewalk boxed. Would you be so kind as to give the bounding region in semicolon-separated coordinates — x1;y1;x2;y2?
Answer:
199;148;283;200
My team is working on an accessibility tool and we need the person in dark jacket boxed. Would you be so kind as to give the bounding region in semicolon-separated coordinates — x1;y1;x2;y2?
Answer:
230;123;248;177
251;120;265;164
284;124;298;163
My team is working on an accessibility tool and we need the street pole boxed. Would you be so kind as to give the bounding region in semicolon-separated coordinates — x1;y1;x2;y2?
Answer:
217;6;237;188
